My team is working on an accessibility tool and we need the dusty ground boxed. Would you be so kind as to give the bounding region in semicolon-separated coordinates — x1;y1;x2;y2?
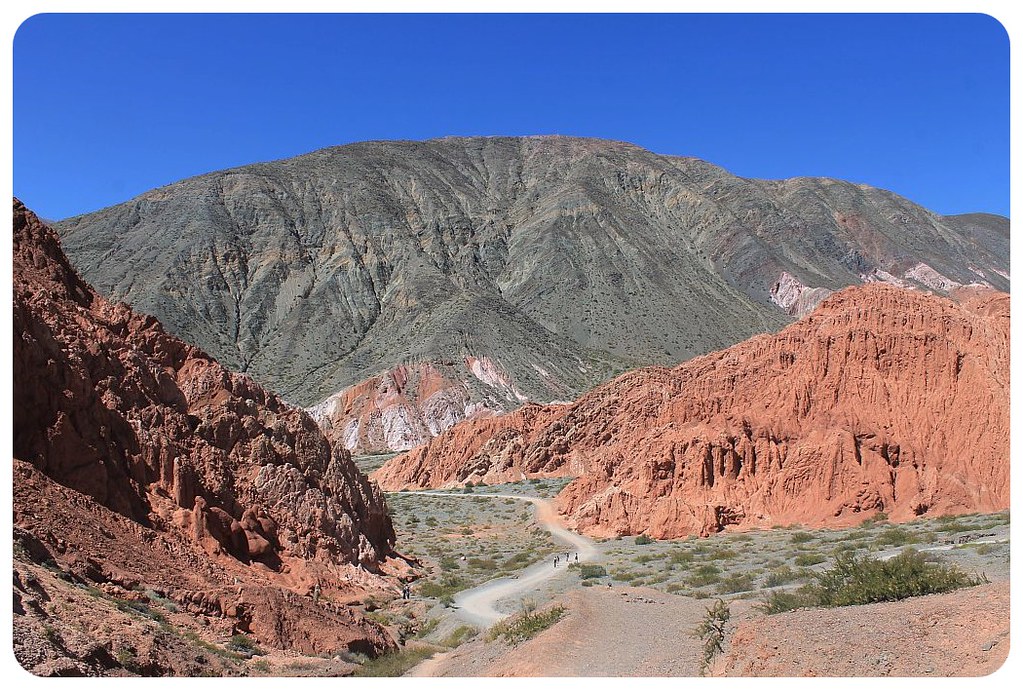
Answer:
382;483;1009;677
414;585;754;676
712;581;1010;677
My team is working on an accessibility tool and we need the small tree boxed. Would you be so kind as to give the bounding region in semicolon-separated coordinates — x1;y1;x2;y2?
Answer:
692;598;730;674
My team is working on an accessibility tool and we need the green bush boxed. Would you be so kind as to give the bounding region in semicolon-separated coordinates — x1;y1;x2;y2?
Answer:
579;565;607;580
789;532;815;544
635;535;654;545
759;549;986;613
809;549;986;607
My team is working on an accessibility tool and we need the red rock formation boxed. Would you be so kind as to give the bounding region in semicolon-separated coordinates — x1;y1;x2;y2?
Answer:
12;198;397;657
375;284;1009;538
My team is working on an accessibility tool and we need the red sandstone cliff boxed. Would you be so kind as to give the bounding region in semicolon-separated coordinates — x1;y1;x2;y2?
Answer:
374;284;1009;538
12;198;398;666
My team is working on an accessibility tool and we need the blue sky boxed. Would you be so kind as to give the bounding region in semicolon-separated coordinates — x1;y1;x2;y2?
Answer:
14;13;1009;220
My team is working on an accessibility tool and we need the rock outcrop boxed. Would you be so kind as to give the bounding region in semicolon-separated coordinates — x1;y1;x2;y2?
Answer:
12;198;398;667
55;136;1009;452
374;284;1009;538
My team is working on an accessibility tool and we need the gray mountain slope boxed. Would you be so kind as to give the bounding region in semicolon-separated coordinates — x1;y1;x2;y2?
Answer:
56;136;1008;418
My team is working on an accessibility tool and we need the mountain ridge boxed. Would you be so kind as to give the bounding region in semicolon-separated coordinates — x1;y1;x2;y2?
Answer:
55;136;1009;452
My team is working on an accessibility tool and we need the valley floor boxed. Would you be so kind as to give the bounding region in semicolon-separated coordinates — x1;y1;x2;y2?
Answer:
364;480;1010;677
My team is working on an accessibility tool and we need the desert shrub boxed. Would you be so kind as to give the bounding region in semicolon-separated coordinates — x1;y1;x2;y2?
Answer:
665;582;687;594
715;572;755;594
808;549;986;607
418;574;468;601
441;625;477;648
226;634;264;657
635;535;654;545
486;604;566;644
692;599;730;674
354;646;439;676
706;548;738;561
634;554;657;564
668;550;695;566
793;553;826;567
424;517;439;527
762;565;799;588
502;551;535;569
757;588;816;614
687;564;721;588
789;531;815;544
972;543;999;555
759;549;985;613
414;618;440;639
578;565;607;580
439;555;461;571
875;527;918;547
467;557;498;571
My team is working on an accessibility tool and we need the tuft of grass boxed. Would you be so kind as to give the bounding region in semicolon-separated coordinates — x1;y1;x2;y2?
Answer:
789;532;815;544
441;625;477;648
635;535;654;546
486;604;566;644
353;645;440;677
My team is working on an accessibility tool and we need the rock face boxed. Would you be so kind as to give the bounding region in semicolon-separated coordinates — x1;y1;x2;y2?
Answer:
12;198;397;664
55;136;1009;452
374;284;1009;538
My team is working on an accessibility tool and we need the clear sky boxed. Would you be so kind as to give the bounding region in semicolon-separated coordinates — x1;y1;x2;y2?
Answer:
14;13;1009;220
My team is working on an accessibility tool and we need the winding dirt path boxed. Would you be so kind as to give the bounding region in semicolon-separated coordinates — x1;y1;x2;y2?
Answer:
405;492;599;627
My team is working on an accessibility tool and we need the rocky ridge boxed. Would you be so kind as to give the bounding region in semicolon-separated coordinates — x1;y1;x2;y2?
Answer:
55;136;1009;452
374;284;1009;538
12;198;400;672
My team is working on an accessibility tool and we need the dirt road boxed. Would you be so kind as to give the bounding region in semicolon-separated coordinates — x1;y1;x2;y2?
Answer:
407;492;599;627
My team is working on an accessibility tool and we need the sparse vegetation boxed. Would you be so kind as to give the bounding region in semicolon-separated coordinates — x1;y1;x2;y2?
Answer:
759;549;987;614
635;534;654;545
353;645;440;677
579;564;608;579
486;603;566;644
692;599;730;674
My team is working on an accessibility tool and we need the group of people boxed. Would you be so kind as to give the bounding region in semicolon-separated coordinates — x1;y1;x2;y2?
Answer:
553;552;580;568
400;582;412;600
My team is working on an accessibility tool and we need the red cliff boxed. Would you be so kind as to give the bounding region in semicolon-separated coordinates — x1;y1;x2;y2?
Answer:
375;284;1009;538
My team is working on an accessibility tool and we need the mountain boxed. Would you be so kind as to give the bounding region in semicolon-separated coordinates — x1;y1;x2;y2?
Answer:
12;199;399;673
55;136;1009;452
373;284;1009;538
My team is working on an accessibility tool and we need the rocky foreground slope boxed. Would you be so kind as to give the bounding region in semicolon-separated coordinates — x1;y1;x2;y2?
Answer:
56;136;1009;452
374;284;1009;538
12;199;400;674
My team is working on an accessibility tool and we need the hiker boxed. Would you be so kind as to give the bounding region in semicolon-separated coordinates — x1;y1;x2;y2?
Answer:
312;583;320;604
575;553;579;562
554;556;559;568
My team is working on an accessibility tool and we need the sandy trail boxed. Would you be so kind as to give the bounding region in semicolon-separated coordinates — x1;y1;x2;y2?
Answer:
403;491;599;627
